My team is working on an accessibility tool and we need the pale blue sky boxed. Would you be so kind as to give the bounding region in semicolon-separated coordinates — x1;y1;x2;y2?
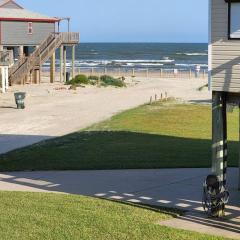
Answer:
17;0;208;43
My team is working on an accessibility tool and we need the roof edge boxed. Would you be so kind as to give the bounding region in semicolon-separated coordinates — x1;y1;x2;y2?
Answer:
0;17;60;23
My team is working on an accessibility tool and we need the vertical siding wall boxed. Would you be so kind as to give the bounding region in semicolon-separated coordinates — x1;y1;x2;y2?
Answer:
1;21;55;46
211;0;240;92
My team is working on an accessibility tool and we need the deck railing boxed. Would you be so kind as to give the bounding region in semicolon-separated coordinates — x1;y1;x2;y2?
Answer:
60;32;80;44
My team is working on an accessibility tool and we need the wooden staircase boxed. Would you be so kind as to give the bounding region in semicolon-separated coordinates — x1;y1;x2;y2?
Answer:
9;32;79;85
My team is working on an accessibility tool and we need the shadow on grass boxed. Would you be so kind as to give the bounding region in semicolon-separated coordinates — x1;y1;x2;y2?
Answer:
101;198;186;217
103;198;240;236
0;131;238;171
0;131;239;237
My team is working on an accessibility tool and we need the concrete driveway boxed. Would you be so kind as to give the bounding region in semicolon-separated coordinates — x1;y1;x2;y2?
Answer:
0;168;239;239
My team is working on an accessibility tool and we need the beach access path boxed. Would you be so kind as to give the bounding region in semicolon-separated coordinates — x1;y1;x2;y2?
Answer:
0;77;210;154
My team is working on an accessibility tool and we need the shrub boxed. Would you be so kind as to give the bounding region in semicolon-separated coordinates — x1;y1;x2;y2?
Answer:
88;75;99;81
67;74;89;85
100;75;126;88
74;74;89;84
89;80;97;86
66;74;125;88
100;75;113;82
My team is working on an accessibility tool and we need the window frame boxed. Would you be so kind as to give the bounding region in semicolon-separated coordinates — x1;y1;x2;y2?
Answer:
28;22;33;35
227;0;240;40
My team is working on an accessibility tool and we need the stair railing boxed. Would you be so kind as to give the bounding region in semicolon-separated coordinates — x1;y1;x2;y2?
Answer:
9;32;79;84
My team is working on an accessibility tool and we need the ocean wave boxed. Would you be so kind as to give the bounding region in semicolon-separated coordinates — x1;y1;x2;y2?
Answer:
176;52;208;56
75;62;99;67
43;59;208;69
138;63;164;66
112;59;174;63
175;63;208;67
74;59;175;67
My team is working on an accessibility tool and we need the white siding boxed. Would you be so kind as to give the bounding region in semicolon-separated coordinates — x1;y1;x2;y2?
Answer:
1;21;55;46
211;0;240;92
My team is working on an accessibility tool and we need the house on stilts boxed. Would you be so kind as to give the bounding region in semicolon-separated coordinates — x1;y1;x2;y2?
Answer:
0;0;79;93
209;0;240;217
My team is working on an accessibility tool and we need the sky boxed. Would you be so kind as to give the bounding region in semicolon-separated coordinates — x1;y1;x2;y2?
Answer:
17;0;208;43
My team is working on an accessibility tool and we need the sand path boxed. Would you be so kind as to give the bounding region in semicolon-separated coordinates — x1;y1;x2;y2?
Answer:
0;77;210;154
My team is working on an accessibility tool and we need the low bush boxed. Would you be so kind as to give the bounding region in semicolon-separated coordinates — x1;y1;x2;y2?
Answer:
66;74;125;88
100;75;126;87
88;75;99;81
67;74;89;85
89;80;97;86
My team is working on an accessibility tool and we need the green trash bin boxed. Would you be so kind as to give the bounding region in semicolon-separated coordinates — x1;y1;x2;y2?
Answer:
14;92;26;109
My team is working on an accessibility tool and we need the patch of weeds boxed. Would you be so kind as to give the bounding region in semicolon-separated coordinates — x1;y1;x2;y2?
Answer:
100;75;126;87
66;74;90;85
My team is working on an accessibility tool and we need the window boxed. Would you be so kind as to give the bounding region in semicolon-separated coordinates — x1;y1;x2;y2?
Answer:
228;1;240;39
28;22;33;35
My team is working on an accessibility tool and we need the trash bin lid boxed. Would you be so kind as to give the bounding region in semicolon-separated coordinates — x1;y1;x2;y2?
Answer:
14;92;26;99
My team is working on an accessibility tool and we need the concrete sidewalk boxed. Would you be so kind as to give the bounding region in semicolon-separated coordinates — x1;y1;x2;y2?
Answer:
0;168;239;239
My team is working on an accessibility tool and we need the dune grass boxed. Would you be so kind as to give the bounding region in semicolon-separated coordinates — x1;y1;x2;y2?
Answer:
0;191;230;240
0;101;239;171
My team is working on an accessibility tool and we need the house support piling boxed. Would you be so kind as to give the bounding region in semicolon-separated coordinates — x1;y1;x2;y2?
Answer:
50;51;56;83
239;104;240;190
72;45;75;79
32;69;40;84
1;66;9;93
5;67;8;91
212;91;228;186
211;91;228;216
60;45;63;82
1;67;6;93
63;46;67;82
18;46;24;59
39;55;42;84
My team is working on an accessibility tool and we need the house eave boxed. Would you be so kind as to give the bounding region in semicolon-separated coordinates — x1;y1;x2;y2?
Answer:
0;17;60;23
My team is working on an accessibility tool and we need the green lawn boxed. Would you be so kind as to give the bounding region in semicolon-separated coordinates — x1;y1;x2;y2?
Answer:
0;102;239;171
0;191;230;240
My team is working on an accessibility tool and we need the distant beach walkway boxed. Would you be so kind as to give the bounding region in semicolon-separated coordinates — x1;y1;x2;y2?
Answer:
0;77;210;154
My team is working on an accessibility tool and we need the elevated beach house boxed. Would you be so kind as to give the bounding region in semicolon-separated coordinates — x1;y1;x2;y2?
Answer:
0;0;79;92
209;0;240;215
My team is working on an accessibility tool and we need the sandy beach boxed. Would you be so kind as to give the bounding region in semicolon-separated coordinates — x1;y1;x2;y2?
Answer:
0;77;210;154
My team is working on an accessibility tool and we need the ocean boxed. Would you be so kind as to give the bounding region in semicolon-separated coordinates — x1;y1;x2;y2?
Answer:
48;43;208;71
